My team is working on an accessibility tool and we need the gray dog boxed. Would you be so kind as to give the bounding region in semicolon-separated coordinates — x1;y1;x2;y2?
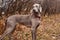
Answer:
0;3;42;40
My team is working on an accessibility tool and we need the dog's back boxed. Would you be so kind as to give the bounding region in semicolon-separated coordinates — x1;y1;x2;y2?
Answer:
7;15;32;26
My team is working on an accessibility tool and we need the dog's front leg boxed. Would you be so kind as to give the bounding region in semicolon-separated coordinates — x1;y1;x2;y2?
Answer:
31;27;36;40
31;20;37;40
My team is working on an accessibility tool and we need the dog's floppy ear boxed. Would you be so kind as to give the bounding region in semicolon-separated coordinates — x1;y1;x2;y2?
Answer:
39;5;42;12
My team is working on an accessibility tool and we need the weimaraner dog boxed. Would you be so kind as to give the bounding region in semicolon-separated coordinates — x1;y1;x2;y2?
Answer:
0;3;42;40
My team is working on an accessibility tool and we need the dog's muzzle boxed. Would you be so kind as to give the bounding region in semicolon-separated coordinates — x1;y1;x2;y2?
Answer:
33;7;39;12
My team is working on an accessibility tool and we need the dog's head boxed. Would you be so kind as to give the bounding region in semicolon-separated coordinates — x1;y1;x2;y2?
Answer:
33;3;42;13
32;3;42;18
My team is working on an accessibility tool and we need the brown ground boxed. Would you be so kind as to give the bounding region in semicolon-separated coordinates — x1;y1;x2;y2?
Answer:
0;13;60;40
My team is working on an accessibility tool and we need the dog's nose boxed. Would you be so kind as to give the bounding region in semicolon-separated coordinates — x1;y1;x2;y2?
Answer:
33;9;38;13
33;9;36;12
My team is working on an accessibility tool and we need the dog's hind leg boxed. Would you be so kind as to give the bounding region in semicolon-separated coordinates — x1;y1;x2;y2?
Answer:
0;21;16;40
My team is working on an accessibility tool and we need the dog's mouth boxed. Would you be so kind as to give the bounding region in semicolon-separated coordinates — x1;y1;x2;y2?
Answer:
33;12;41;18
36;14;41;18
36;15;41;19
